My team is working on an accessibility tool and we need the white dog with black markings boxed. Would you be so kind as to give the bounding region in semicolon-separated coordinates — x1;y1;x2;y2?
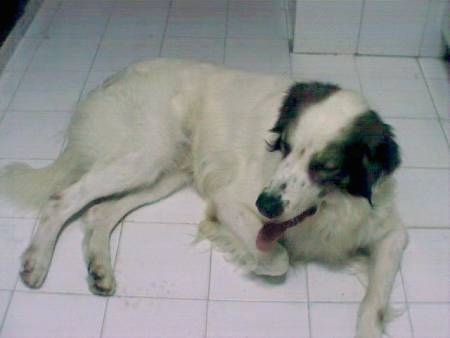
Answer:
0;59;408;338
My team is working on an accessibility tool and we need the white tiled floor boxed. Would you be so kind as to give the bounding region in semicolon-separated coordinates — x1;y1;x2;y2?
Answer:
0;1;449;338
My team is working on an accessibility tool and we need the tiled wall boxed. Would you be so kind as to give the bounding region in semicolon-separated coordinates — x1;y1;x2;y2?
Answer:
293;0;448;57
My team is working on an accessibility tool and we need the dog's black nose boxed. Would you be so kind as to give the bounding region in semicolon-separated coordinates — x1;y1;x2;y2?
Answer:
256;192;284;218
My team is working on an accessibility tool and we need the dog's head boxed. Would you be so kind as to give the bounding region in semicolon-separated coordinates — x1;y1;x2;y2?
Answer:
255;83;400;249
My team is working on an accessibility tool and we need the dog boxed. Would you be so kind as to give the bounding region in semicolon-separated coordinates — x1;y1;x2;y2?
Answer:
0;59;408;338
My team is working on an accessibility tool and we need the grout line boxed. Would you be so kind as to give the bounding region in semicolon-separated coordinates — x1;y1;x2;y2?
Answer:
399;268;416;338
305;264;313;338
75;0;115;106
0;290;14;332
354;55;365;94
5;287;449;306
417;0;433;57
416;57;450;149
355;0;366;55
203;244;213;338
99;220;125;338
222;0;230;65
0;41;42;125
416;58;442;120
157;0;173;57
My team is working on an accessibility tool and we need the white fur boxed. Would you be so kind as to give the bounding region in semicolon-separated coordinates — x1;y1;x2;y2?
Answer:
0;59;408;337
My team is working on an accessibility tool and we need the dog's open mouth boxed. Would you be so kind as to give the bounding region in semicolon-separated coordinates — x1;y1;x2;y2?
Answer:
256;206;317;252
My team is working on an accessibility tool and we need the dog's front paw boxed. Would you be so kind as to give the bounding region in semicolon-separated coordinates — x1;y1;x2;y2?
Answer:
356;305;384;338
253;243;289;276
355;326;382;338
20;246;51;288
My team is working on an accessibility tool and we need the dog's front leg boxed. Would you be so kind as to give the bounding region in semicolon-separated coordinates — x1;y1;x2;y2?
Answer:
209;190;290;276
356;226;408;338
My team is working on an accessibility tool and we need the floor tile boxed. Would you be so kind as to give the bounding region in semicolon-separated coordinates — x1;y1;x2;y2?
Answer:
308;263;405;303
225;38;290;74
161;37;225;64
0;111;71;159
114;222;210;298
172;0;227;10
425;78;449;119
4;38;41;72
36;0;61;16
310;303;412;338
0;219;34;290
114;0;171;9
229;0;286;10
10;70;87;111
396;168;449;228
291;54;359;78
409;303;450;338
103;6;168;40
54;0;114;19
207;301;309;338
0;159;52;218
24;14;54;39
28;38;100;72
356;56;422;79
102;297;207;338
357;1;428;56
166;6;227;38
419;58;449;79
16;70;87;92
227;7;287;39
0;292;106;338
308;263;364;302
443;121;450;145
291;54;361;91
16;221;121;295
0;291;11;324
293;1;362;54
127;187;205;224
46;16;109;39
360;77;437;119
9;90;80;112
402;229;450;302
0;72;23;111
209;252;308;301
91;38;161;72
387;118;449;168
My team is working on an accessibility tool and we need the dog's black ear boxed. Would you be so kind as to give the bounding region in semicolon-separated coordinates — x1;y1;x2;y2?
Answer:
268;82;340;154
342;111;401;204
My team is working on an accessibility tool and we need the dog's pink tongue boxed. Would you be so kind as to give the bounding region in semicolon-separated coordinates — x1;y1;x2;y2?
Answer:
256;206;318;252
256;222;288;252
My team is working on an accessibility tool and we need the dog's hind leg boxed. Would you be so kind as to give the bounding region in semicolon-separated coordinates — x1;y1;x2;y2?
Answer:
81;172;191;296
20;152;169;289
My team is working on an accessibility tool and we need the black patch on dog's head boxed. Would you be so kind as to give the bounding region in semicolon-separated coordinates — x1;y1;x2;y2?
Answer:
268;82;340;156
309;110;401;205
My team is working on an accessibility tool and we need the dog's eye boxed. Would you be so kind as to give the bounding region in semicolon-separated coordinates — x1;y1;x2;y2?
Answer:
309;159;340;183
323;160;338;171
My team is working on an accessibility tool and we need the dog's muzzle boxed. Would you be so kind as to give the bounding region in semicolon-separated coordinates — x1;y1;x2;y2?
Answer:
255;192;284;219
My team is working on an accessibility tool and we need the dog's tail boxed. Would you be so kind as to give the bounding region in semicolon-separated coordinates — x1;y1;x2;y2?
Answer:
0;149;85;209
